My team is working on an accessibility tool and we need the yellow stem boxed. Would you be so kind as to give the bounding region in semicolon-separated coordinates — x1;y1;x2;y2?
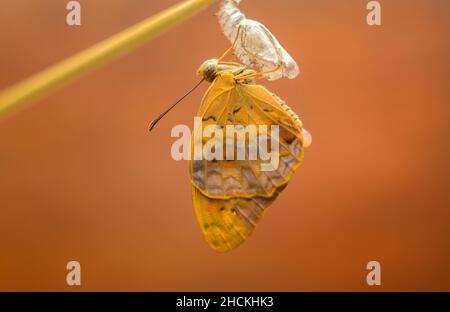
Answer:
0;0;216;118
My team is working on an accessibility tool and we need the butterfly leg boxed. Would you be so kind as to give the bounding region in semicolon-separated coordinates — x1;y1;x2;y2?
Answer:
234;69;259;81
218;25;243;62
234;64;282;81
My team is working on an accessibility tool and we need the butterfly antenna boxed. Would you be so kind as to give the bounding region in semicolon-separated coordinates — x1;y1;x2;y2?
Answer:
148;78;205;132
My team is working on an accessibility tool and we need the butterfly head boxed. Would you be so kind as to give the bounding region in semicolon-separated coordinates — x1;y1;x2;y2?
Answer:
197;59;219;82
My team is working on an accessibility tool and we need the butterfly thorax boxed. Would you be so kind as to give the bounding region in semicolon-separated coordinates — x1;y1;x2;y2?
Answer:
198;58;256;83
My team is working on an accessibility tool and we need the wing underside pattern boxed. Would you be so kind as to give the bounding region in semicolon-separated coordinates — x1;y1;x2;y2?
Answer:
190;74;304;253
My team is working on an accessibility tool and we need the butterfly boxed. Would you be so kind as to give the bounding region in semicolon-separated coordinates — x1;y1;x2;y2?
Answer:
149;32;310;253
190;61;307;253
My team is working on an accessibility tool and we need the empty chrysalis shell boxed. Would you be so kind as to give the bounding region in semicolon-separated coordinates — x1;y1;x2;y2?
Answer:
218;0;300;81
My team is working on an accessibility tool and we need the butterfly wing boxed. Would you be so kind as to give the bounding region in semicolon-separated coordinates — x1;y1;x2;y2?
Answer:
189;73;305;253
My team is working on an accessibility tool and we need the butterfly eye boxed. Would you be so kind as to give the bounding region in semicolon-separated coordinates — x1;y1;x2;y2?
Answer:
198;59;219;82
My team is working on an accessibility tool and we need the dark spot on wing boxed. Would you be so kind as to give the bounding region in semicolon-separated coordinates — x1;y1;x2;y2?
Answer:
285;135;296;144
202;115;216;122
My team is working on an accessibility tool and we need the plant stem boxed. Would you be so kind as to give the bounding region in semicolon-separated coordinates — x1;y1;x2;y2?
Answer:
0;0;216;119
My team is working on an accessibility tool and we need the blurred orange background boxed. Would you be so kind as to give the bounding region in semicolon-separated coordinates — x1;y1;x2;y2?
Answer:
0;0;449;291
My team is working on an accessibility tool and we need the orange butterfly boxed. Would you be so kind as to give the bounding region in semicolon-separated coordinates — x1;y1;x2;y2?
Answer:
150;47;310;253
